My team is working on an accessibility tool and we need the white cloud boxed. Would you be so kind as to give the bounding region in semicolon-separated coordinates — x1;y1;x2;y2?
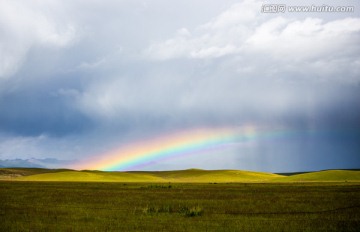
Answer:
77;58;106;70
145;0;360;72
246;17;360;62
145;0;261;60
0;0;77;78
51;0;360;125
200;0;260;30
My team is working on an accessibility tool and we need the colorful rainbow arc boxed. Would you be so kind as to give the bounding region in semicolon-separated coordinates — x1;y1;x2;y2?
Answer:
71;126;287;171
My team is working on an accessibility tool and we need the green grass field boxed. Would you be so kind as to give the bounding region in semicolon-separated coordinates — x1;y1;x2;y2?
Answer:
274;170;360;182
1;181;359;231
1;168;360;231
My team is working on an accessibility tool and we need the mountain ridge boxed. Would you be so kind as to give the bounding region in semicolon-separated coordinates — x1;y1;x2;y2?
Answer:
0;158;75;169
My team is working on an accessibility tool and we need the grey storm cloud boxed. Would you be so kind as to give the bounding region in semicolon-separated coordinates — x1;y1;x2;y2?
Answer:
0;0;359;171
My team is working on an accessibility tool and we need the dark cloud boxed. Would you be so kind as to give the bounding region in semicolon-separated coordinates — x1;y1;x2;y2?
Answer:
0;85;93;137
0;0;359;171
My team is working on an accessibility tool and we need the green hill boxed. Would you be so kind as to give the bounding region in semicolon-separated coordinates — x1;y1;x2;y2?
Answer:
1;168;360;182
0;168;71;180
17;170;164;182
136;169;282;182
1;168;282;182
276;170;360;182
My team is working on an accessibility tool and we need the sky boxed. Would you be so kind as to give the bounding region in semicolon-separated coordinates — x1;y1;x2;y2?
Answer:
0;0;359;172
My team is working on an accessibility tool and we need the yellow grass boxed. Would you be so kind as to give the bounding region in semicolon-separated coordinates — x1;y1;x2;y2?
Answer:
2;168;359;182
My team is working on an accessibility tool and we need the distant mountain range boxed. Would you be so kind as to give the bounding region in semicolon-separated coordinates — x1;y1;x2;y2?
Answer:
0;158;75;169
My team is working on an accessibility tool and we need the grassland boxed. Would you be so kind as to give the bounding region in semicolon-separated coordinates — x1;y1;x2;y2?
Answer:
1;181;359;231
15;169;283;182
1;168;359;231
2;168;360;182
275;170;360;182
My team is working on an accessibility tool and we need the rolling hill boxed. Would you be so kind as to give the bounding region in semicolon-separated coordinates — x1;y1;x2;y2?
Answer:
1;168;359;182
274;170;360;182
1;168;281;182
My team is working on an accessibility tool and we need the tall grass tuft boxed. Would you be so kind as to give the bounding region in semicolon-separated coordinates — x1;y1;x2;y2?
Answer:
142;204;203;217
142;205;173;214
179;205;203;217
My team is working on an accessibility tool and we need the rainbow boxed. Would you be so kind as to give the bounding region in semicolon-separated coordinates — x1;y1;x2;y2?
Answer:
72;125;289;171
